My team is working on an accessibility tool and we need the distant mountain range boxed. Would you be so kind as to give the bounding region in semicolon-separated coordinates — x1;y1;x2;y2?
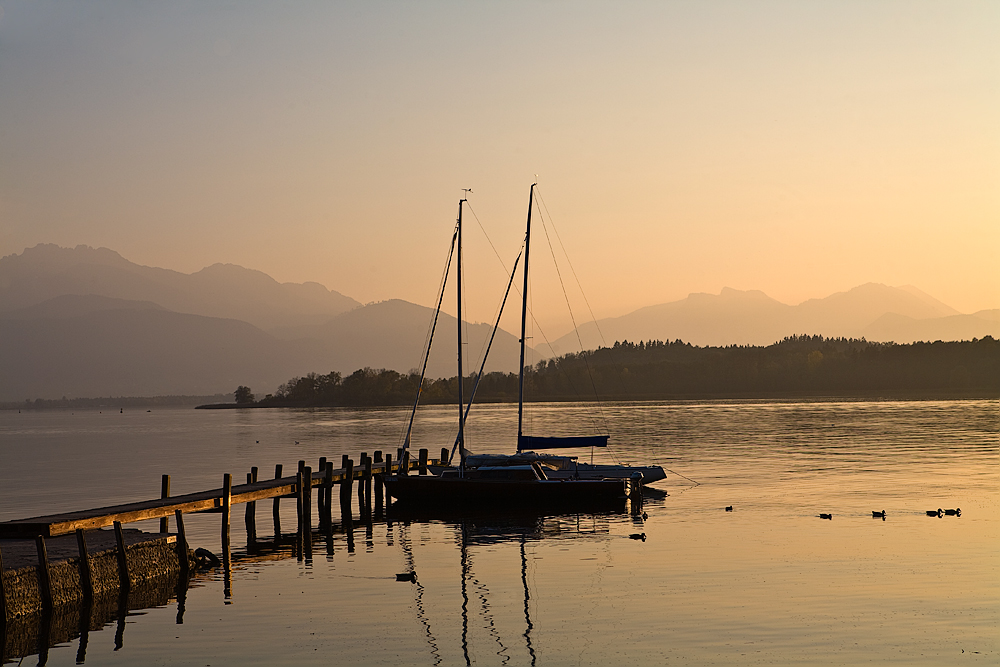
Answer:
0;244;995;401
540;284;999;355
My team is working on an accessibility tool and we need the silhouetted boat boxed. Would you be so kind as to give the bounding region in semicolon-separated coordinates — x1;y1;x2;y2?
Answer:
384;185;630;508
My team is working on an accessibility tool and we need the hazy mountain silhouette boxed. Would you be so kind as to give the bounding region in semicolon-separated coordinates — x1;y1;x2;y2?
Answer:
273;298;532;380
0;294;529;401
543;283;989;354
0;303;316;400
0;244;360;330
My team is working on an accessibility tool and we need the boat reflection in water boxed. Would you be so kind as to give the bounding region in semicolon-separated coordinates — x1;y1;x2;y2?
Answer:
388;503;638;667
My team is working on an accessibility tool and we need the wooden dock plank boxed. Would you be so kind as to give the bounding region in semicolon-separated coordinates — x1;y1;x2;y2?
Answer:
0;458;439;538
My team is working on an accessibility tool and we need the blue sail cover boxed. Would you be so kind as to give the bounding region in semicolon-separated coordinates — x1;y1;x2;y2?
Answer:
517;435;609;451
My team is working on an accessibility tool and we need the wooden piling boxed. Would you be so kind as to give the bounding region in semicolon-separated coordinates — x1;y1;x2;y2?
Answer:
323;461;334;530
35;535;53;611
159;474;170;533
113;521;130;592
441;447;450;466
399;449;410;475
342;454;349;469
317;457;326;521
373;451;384;517
75;529;94;602
302;465;313;559
174;510;189;575
341;459;354;514
272;464;283;541
295;471;304;560
419;448;428;475
245;472;256;547
357;453;367;508
222;473;232;572
364;455;373;513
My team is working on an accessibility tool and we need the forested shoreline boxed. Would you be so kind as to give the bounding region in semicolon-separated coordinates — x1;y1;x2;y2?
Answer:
203;335;1000;409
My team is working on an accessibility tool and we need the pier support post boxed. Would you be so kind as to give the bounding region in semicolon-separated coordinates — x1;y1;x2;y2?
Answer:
113;521;130;592
317;457;327;523
399;449;410;475
302;465;313;559
76;529;94;602
419;448;428;475
174;510;189;576
159;474;170;533
35;535;53;611
340;459;354;518
323;461;334;531
222;473;232;577
357;453;367;509
373;451;384;518
363;455;373;523
272;464;283;542
441;447;450;466
245;471;256;548
296;471;304;560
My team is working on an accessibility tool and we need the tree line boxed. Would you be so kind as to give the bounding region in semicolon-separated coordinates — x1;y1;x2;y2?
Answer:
237;335;999;408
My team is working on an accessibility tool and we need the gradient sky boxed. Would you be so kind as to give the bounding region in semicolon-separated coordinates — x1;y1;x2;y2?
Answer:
1;1;997;335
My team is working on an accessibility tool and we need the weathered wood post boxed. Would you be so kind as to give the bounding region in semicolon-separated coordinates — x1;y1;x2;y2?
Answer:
302;465;313;559
323;461;334;531
113;521;130;592
76;529;94;602
295;471;304;560
35;535;53;611
317;457;327;522
245;472;256;548
419;448;428;475
373;450;384;518
341;454;349;470
357;453;367;509
222;473;232;575
340;458;354;522
363;455;373;523
441;447;450;466
399;449;410;475
159;474;170;533
174;510;189;576
272;464;283;541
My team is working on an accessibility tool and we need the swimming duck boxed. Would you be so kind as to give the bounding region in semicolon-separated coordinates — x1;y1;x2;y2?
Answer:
818;513;832;520
926;509;943;517
872;510;886;518
396;572;417;582
725;506;733;512
944;508;961;516
628;533;646;541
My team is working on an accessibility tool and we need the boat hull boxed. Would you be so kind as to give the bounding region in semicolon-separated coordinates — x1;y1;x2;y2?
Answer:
383;474;627;509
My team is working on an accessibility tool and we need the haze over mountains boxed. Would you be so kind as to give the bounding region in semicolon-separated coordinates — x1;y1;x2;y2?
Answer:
0;244;996;401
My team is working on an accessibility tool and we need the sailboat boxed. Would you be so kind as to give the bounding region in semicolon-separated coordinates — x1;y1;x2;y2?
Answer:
384;184;651;507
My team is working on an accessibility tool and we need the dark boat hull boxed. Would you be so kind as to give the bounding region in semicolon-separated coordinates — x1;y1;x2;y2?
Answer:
383;474;627;509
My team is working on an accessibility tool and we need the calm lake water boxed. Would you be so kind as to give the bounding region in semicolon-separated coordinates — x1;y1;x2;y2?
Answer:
1;399;997;665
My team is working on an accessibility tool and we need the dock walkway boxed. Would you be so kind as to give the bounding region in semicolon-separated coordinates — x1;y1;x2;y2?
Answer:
0;451;443;539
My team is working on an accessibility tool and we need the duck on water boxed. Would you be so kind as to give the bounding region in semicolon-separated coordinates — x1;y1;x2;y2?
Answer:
383;184;659;507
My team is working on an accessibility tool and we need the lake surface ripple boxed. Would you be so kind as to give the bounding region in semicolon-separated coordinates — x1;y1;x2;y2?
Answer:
1;399;997;665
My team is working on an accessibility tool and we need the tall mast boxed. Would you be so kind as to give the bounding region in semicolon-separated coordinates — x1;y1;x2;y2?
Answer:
517;183;536;441
457;197;467;472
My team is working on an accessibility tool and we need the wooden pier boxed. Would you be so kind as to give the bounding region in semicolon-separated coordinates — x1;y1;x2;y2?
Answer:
0;449;445;539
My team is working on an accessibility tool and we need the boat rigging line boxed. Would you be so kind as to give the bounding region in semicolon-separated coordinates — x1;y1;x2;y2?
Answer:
400;217;459;455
